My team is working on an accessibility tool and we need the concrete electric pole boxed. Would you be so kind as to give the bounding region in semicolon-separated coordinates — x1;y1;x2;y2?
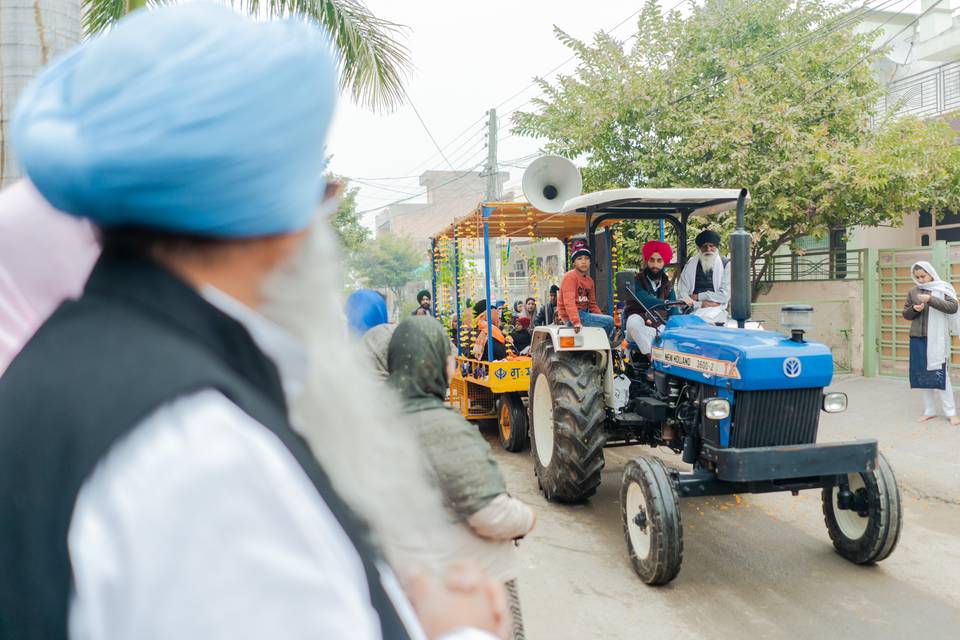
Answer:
485;108;498;201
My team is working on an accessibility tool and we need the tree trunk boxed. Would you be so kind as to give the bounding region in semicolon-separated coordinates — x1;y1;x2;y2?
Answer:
0;0;80;188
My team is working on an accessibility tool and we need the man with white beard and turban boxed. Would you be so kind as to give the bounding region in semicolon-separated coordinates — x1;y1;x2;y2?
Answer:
677;229;731;325
0;5;508;640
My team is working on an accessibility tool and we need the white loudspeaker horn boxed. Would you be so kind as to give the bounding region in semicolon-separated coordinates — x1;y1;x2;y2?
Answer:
522;155;582;213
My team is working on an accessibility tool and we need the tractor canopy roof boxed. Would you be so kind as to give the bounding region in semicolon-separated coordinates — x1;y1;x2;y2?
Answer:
430;188;748;241
562;188;749;217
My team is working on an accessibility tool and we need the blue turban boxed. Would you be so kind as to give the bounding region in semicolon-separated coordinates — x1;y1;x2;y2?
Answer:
345;289;388;335
12;4;337;237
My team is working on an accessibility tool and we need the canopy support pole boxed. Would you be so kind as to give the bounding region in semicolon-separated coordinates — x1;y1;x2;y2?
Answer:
453;226;461;355
482;205;495;364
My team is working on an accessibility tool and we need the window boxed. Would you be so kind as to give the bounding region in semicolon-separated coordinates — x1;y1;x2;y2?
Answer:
921;234;930;246
941;210;960;225
935;227;960;242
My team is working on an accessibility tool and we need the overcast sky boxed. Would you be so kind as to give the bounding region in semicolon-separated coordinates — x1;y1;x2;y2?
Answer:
325;0;930;225
325;1;692;224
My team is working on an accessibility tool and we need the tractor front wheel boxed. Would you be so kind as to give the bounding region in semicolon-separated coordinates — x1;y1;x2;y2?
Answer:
620;456;683;585
822;452;902;565
497;393;528;452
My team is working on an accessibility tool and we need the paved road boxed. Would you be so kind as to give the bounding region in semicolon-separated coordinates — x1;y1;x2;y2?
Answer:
484;426;960;640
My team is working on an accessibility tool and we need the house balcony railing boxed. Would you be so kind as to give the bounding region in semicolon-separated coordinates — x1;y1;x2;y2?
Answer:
756;248;864;282
874;61;960;120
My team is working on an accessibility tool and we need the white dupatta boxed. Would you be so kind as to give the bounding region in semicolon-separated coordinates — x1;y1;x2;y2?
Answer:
912;261;960;371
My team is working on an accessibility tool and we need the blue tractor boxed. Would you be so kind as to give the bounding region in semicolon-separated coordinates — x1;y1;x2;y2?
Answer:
524;159;901;586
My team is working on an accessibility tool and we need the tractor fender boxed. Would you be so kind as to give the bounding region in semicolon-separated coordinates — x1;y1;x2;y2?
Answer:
531;326;615;409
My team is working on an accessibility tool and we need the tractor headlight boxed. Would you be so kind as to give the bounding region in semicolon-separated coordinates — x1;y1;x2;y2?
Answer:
822;392;847;413
704;397;731;420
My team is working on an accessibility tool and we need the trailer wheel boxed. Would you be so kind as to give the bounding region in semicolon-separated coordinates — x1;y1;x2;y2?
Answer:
822;452;902;565
620;456;683;585
529;342;605;502
497;393;528;452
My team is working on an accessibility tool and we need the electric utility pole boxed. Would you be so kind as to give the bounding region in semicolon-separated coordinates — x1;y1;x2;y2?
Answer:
485;108;498;201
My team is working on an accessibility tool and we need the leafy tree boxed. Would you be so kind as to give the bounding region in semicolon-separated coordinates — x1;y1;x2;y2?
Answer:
328;180;370;255
353;233;428;316
514;0;960;297
81;0;410;111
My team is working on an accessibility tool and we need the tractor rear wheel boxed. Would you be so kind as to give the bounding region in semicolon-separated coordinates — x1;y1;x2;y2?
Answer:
497;393;528;452
620;456;683;585
822;452;902;565
529;342;605;503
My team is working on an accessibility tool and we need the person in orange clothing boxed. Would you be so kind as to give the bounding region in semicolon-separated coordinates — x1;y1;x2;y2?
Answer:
556;239;616;343
472;299;509;361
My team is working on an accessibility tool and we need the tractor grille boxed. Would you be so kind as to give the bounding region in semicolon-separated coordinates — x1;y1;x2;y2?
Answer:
731;388;822;448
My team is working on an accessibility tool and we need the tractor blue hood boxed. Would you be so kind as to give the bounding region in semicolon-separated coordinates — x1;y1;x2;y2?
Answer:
652;316;833;391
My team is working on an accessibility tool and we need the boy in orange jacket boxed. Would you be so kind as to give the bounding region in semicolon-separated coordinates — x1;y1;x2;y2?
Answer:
556;239;616;343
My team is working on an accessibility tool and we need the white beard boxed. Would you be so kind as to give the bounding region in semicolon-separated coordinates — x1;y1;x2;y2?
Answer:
258;222;451;578
699;251;718;274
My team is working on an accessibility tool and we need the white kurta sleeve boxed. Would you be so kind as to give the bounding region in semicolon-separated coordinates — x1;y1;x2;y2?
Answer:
677;258;696;302
465;494;536;540
68;389;386;640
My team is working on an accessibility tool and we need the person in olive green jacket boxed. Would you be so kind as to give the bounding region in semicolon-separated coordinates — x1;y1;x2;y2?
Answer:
386;316;536;639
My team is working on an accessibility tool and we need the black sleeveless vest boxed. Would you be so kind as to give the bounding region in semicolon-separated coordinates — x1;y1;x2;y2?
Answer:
0;250;410;640
693;260;715;295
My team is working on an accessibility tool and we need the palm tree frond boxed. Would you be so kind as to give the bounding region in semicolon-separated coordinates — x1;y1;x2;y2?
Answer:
267;0;411;112
80;0;410;111
81;0;128;35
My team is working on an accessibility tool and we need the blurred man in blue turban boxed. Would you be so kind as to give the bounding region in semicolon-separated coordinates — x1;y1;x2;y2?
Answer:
0;5;507;640
346;288;390;335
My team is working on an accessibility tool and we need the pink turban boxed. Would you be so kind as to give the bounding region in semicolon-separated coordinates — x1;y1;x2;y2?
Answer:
642;240;673;265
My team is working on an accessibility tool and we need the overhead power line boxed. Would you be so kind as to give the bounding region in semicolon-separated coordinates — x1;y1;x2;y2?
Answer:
388;1;687;186
660;0;907;111
811;0;944;99
362;0;895;215
401;115;487;176
404;89;455;170
356;161;487;217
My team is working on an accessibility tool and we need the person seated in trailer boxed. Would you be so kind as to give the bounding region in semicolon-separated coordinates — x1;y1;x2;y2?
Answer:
520;297;537;321
624;240;680;357
556;239;616;342
534;285;559;326
412;289;433;316
510;316;533;354
471;299;509;361
677;229;731;324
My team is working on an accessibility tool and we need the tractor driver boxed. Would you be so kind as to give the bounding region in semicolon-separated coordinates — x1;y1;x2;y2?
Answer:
624;240;680;357
677;229;731;324
556;239;616;343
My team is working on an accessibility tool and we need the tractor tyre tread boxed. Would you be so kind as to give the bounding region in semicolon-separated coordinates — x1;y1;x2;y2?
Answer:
498;392;529;452
620;456;683;585
529;345;606;503
821;452;902;565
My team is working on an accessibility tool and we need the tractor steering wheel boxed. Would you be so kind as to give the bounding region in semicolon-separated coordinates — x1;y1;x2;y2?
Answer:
649;300;692;315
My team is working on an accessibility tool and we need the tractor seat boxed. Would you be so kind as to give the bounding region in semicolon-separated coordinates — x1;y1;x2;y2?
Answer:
616;270;641;349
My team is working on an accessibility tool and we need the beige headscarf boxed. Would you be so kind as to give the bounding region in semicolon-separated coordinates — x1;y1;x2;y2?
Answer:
361;323;396;382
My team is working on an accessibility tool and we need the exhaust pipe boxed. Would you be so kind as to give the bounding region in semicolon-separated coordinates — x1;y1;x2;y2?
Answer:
729;189;751;328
